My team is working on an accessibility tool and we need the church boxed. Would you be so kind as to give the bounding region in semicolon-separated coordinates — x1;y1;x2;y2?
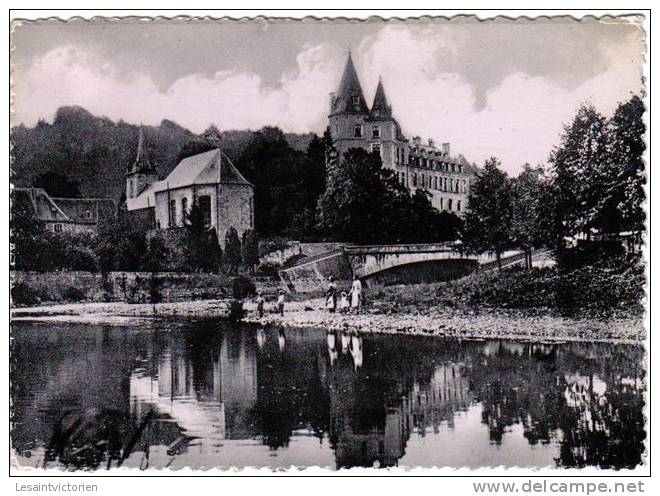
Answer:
328;53;475;215
124;129;254;242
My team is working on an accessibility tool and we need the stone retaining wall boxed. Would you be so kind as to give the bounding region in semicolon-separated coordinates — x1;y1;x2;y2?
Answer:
11;271;281;306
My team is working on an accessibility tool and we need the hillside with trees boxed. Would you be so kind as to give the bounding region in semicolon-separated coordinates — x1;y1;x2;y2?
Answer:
10;106;315;202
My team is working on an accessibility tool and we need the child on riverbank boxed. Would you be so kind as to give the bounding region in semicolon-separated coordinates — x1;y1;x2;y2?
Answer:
255;291;265;318
340;291;349;312
276;289;285;316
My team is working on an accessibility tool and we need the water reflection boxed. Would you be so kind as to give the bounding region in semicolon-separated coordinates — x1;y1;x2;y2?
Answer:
11;320;645;470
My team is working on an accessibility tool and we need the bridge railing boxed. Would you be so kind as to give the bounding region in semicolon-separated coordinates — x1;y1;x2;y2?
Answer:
343;241;463;255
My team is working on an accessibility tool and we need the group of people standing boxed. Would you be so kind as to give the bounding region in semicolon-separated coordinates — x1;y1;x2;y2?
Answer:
326;275;363;313
252;274;364;318
254;289;285;318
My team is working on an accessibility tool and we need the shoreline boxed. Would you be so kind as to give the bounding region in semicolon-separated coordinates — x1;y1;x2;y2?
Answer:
10;298;645;345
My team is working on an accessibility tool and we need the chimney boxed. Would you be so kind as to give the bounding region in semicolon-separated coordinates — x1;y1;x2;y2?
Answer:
428;138;435;148
442;142;451;156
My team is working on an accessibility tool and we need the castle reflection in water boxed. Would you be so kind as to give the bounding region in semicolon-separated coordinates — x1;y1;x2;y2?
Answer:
11;320;645;470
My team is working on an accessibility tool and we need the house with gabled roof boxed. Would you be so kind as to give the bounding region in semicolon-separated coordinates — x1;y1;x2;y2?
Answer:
125;128;254;242
12;187;116;233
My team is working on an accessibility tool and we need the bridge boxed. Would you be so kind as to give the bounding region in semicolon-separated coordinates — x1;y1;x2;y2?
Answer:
279;242;548;292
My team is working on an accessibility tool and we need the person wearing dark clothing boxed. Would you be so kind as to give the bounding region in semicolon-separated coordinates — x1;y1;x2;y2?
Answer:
326;276;338;313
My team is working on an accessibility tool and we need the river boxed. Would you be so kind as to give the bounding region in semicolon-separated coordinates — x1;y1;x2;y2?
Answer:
10;318;645;471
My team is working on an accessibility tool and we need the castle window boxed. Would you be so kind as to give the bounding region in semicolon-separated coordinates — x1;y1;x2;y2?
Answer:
434;176;439;190
53;223;63;233
448;199;453;211
457;200;462;212
85;210;92;220
412;173;417;187
352;95;361;107
354;124;363;138
181;197;189;224
443;177;448;191
440;197;444;210
371;142;381;156
169;199;177;227
372;126;380;139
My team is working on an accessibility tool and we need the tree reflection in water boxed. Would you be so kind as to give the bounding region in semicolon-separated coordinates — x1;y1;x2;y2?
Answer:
11;320;645;470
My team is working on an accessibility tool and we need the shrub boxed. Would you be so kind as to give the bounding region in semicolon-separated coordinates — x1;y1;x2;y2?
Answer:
231;275;256;299
282;253;306;269
258;237;291;258
228;299;246;321
62;285;87;302
11;282;42;306
256;261;281;278
557;239;625;270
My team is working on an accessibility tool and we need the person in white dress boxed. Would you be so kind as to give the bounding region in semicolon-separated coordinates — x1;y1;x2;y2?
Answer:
348;275;363;309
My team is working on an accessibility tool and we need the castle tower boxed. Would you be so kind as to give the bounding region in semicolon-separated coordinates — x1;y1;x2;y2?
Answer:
126;127;159;199
328;52;371;156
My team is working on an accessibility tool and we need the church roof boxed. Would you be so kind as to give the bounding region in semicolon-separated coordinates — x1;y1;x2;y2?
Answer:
127;148;252;211
370;79;392;118
331;52;370;115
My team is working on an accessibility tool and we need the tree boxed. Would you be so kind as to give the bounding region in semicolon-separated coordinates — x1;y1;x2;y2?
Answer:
182;200;222;272
241;229;259;274
408;189;463;243
10;194;50;271
608;95;645;233
462;157;514;268
33;171;82;198
223;227;242;275
94;207;148;271
549;104;609;243
144;233;170;272
511;164;553;268
235;126;327;238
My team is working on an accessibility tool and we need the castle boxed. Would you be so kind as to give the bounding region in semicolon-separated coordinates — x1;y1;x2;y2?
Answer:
328;53;474;215
124;128;254;242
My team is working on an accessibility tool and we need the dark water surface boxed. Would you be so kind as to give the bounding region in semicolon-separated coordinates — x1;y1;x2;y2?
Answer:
11;319;645;471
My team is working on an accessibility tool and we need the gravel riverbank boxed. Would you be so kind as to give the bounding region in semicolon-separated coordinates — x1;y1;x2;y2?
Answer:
10;297;645;345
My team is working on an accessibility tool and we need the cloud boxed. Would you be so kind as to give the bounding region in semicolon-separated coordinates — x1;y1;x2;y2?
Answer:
12;21;644;175
14;43;344;133
348;24;644;172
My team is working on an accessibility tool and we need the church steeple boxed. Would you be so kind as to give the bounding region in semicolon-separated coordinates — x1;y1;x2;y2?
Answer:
371;77;392;118
330;52;370;115
126;126;158;200
130;126;154;173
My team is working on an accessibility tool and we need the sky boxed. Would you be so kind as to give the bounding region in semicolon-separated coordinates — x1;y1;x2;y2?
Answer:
11;15;645;174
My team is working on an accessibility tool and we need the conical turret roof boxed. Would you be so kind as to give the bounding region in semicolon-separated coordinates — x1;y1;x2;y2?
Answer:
370;78;392;118
331;52;370;115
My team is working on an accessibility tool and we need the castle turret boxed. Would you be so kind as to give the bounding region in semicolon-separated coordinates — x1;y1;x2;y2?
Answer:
330;52;370;115
126;127;158;199
328;52;372;156
370;78;392;119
